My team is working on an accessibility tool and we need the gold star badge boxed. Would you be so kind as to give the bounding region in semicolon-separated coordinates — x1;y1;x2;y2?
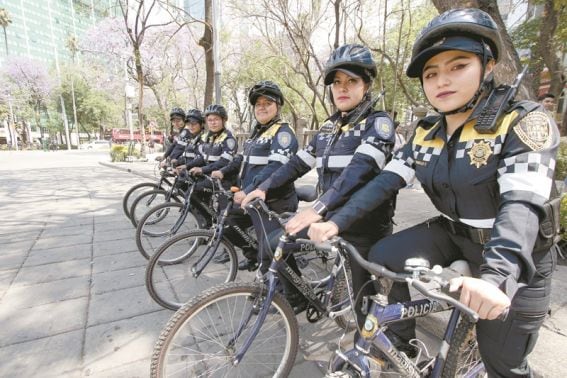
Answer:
467;140;492;168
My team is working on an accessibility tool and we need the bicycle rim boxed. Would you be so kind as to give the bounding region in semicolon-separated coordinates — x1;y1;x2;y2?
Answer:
151;283;298;378
146;230;238;310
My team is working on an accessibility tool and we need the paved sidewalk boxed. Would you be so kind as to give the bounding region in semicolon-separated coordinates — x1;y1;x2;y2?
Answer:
0;150;566;377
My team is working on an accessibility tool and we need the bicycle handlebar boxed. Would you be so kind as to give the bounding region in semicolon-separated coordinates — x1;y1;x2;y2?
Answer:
325;237;483;323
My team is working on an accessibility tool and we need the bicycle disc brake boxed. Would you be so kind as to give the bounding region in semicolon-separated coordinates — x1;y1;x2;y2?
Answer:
306;290;325;323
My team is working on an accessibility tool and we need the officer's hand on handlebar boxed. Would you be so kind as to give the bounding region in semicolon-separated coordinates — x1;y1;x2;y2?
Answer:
285;208;322;236
189;167;203;176
308;221;339;242
233;191;246;205
449;277;510;320
241;189;266;208
211;170;224;179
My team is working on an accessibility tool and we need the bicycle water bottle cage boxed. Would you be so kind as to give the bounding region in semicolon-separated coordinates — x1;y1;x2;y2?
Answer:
404;258;430;278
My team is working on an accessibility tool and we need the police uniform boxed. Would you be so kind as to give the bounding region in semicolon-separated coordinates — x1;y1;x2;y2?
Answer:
175;130;203;166
259;109;396;322
328;102;559;376
221;121;299;261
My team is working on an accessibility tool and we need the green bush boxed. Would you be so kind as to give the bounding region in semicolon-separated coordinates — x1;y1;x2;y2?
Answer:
554;137;567;181
110;145;128;162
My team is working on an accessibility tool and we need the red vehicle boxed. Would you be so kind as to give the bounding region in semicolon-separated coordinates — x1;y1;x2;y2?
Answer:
108;128;164;144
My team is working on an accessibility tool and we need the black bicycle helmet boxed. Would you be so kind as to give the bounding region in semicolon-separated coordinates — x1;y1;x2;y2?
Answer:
185;108;204;124
204;104;228;121
323;44;377;85
170;107;186;120
406;8;502;78
249;80;285;106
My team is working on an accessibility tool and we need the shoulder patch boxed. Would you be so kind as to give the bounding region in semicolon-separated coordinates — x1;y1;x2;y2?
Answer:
277;131;293;148
226;138;236;150
374;118;394;139
513;111;552;151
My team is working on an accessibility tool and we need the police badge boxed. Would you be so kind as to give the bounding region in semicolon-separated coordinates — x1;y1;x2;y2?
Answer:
277;131;292;148
467;140;492;168
514;111;552;151
374;118;394;139
226;138;236;150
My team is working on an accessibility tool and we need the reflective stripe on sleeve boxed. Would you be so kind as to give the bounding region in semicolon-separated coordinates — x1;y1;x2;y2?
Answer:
268;154;290;165
297;150;316;168
356;143;386;169
384;159;415;184
248;155;269;165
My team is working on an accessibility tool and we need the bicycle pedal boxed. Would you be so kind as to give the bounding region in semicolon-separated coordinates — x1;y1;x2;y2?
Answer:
305;305;323;323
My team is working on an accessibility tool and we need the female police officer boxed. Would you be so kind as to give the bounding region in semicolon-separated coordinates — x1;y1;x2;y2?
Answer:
242;44;396;317
211;81;299;269
308;9;559;375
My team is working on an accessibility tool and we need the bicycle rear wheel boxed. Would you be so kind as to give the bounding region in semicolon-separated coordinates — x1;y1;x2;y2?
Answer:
135;202;203;260
442;317;485;377
122;182;159;220
146;229;238;310
151;282;299;378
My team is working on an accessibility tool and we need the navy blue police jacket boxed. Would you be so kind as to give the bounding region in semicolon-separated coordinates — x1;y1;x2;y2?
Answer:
164;128;192;160
258;109;396;235
221;121;298;209
176;131;203;166
328;102;560;298
187;128;238;179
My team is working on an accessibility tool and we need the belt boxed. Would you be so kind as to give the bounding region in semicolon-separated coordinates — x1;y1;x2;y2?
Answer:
439;216;492;245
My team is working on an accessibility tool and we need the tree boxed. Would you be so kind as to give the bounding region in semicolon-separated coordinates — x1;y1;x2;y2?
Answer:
0;7;11;56
1;57;53;145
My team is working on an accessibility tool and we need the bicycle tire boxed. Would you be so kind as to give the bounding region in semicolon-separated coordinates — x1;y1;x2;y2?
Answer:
122;182;159;219
441;317;485;377
146;229;238;310
130;189;178;227
151;282;299;378
135;202;203;260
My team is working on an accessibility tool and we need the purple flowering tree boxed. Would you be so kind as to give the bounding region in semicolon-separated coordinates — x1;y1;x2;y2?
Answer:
1;57;53;145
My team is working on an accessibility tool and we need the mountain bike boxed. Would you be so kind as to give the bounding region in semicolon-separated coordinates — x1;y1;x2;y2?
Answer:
149;199;355;377
145;193;344;314
326;239;489;377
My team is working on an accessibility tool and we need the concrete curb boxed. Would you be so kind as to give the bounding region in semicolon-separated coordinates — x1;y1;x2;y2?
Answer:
98;161;156;181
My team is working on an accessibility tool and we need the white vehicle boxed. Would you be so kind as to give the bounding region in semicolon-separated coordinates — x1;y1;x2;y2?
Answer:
80;140;110;150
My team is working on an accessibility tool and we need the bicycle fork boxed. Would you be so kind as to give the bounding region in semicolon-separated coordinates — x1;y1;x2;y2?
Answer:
231;270;280;366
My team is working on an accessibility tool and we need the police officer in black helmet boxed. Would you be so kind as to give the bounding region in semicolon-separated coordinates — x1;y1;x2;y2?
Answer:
167;108;204;169
309;9;559;375
185;104;238;187
243;44;397;316
157;107;186;166
211;81;299;269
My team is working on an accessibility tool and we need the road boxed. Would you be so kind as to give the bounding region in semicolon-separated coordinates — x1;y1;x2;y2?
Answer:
0;150;565;377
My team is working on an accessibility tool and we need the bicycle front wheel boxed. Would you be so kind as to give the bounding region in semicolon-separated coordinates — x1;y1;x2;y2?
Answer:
442;317;485;377
130;189;178;227
135;202;202;260
146;229;238;310
122;182;160;220
151;282;299;378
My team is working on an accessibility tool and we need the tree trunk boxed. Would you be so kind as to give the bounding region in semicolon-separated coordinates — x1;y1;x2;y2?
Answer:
539;0;565;97
333;0;341;49
134;46;146;156
430;0;532;99
199;0;214;108
2;26;8;55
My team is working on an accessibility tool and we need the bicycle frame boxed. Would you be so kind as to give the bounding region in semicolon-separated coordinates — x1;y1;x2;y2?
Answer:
231;233;349;364
330;293;465;377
